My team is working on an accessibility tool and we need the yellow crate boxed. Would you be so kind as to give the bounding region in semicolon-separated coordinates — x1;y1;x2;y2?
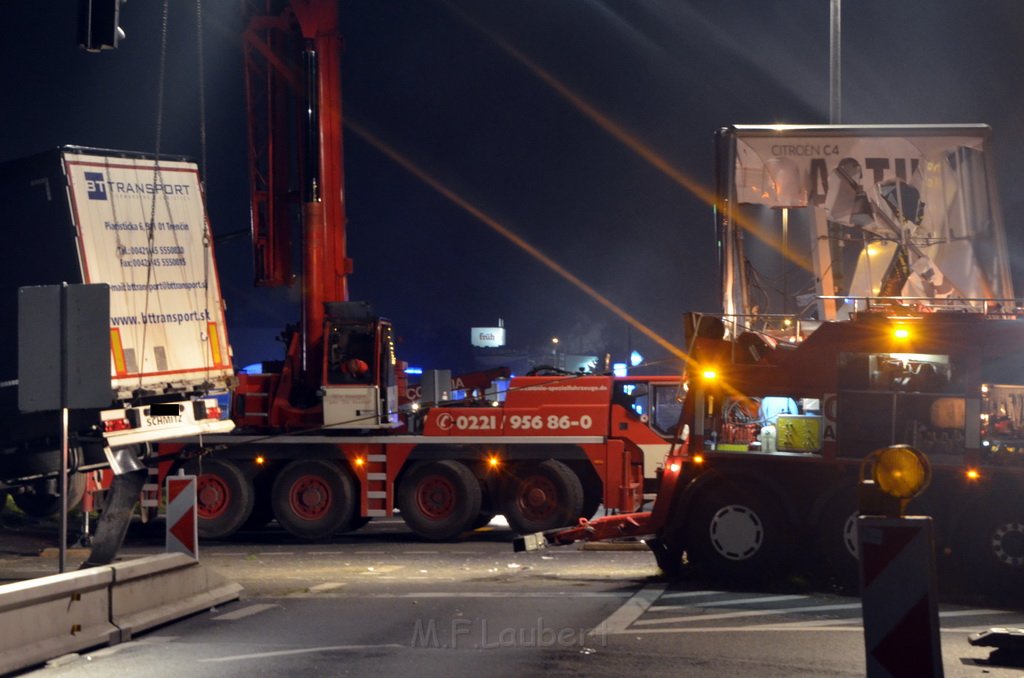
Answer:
775;415;822;452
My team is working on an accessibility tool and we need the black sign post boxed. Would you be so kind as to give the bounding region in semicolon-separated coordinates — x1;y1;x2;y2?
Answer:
19;283;109;572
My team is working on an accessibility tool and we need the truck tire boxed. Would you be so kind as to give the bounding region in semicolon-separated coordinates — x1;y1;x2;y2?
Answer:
955;504;1024;594
471;512;496;530
501;459;584;534
342;514;372;533
241;469;275;531
271;459;356;540
818;488;860;592
185;459;255;539
12;474;86;518
684;480;791;583
397;460;482;541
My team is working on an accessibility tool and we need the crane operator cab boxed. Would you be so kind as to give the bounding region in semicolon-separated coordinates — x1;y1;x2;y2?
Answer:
321;301;400;430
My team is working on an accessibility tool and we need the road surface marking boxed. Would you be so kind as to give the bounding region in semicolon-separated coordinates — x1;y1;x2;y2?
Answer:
594;584;667;635
212;603;280;621
633;601;862;626
202;644;408;662
307;582;344;593
374;591;626;599
649;593;808;611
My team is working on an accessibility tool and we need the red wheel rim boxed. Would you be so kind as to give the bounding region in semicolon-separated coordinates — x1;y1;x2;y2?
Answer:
197;473;230;519
288;474;332;521
515;474;558;520
415;474;456;521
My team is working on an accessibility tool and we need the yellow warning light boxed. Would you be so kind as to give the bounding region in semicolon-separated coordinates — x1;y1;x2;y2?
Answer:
701;369;718;381
354;457;366;468
871;445;930;499
691;455;704;465
487;455;501;469
893;326;911;340
254;454;266;466
965;468;981;481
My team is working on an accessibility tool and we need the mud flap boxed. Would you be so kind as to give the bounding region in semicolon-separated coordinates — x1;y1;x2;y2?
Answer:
79;468;147;568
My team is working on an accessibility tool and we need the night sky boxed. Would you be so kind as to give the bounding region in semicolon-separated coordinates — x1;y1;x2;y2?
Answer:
4;1;1024;373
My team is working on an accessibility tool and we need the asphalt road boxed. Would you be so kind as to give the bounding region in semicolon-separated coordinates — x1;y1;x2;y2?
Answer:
4;517;1024;676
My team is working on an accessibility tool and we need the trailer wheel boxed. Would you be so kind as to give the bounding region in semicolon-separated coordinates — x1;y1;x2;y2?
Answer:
241;469;275;531
271;460;356;540
471;512;496;530
184;459;254;539
955;505;1024;592
397;460;482;541
342;514;372;534
818;489;860;592
12;474;86;518
501;460;584;534
684;481;791;583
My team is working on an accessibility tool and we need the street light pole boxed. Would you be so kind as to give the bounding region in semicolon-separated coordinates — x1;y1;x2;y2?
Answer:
829;0;841;124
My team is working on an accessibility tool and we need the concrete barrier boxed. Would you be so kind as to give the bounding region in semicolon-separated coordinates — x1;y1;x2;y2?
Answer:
110;553;242;641
0;567;117;675
0;554;241;674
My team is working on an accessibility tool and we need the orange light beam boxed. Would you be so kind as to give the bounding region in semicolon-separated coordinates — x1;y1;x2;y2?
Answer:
346;119;690;364
443;2;813;274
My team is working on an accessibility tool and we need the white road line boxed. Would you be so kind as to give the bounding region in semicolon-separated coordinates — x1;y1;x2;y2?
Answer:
202;644;408;662
374;591;628;599
307;582;344;593
608;624;1010;635
938;608;1015;618
593;584;668;635
256;552;295;557
659;590;732;600
212;603;280;621
649;594;809;611
633;602;863;626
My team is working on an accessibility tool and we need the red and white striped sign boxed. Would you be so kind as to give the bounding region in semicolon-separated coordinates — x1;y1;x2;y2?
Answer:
166;474;198;559
858;516;942;677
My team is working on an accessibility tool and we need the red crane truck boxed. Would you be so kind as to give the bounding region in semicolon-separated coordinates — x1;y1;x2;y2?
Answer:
150;0;688;542
522;124;1024;596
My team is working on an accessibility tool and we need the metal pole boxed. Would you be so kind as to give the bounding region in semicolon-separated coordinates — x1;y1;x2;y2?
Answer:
60;407;68;573
59;283;69;573
829;0;842;123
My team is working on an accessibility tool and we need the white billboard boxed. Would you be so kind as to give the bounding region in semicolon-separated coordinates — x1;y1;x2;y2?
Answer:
471;327;506;348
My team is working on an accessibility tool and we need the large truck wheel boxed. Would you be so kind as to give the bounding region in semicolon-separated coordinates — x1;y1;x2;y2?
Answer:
397;460;482;540
241;469;276;531
342;514;372;534
817;488;860;592
471;512;497;530
271;459;356;540
184;459;254;539
12;473;86;518
684;480;791;583
501;459;584;534
955;504;1024;593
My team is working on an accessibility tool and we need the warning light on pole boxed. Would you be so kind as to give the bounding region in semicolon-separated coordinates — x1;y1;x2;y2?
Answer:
859;444;931;517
